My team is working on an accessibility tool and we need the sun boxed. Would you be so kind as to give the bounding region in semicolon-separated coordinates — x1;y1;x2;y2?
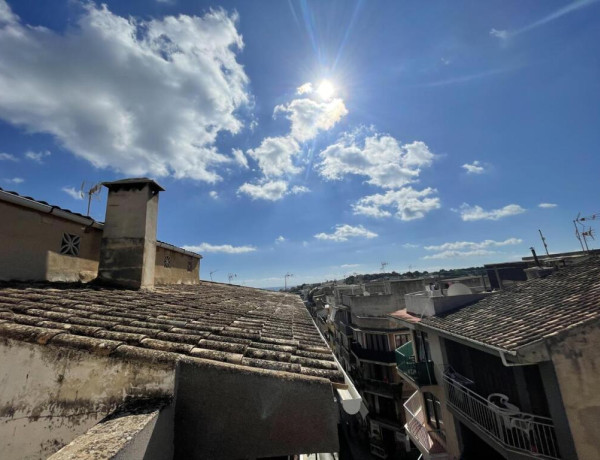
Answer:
317;80;335;100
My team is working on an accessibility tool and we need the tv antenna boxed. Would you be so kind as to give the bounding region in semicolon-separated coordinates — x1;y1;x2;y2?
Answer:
80;182;102;216
285;272;294;290
574;212;599;252
380;262;388;272
538;229;550;256
227;273;237;284
209;270;218;281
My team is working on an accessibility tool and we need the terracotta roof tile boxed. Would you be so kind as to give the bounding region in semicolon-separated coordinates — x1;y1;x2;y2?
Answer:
0;281;343;383
420;256;600;352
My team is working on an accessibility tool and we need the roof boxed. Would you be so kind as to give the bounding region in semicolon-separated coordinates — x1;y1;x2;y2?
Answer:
419;256;600;353
389;308;422;325
102;177;165;192
0;186;200;259
0;281;343;383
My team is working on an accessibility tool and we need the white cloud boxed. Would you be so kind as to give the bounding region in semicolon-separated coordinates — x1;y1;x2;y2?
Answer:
0;152;16;161
237;180;310;201
0;2;249;182
25;150;51;163
297;82;313;95
352;187;440;221
539;203;557;209
209;190;218;199
62;186;83;200
290;185;310;195
274;97;348;143
424;238;522;252
458;203;525;221
275;236;286;243
318;132;435;189
2;177;23;184
182;243;256;254
402;243;420;249
341;263;360;268
462;160;486;174
246;136;301;177
490;28;509;40
314;224;378;242
423;249;498;260
231;148;249;169
238;180;289;201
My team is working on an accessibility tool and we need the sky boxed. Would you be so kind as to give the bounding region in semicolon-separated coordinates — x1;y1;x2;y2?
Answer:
0;0;599;288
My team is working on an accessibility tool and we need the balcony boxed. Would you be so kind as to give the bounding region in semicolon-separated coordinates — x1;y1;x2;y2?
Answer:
395;342;437;386
443;372;560;459
403;391;447;457
351;342;396;364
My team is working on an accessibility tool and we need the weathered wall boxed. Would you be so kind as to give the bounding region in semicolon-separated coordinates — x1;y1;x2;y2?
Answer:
0;339;175;459
174;359;339;459
426;334;461;459
549;320;600;460
0;201;102;282
154;246;199;285
0;200;199;285
344;294;396;317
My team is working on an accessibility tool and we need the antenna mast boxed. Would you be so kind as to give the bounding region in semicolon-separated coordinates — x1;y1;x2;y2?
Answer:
285;272;294;290
574;212;599;253
538;229;550;256
209;270;218;281
80;182;102;216
380;262;388;272
228;273;237;284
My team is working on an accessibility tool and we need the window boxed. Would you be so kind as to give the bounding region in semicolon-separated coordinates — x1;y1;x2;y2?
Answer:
415;331;432;362
365;333;389;351
60;233;80;256
394;333;409;348
424;392;443;430
163;255;171;268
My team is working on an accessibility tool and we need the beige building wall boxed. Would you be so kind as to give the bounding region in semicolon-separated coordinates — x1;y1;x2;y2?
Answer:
0;201;102;282
0;338;175;459
0;201;200;285
154;245;200;285
424;333;461;459
550;320;600;460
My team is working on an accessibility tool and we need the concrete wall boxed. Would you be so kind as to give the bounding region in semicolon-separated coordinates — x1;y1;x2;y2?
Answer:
343;294;396;317
0;339;175;459
0;201;199;285
0;201;102;282
549;320;600;460
174;359;339;459
405;292;487;317
154;246;199;285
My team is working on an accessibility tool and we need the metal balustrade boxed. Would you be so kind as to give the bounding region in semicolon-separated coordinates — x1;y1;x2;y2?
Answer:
403;391;446;455
443;374;560;459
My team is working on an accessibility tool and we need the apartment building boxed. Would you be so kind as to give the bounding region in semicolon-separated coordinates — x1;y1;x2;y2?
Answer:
390;257;600;460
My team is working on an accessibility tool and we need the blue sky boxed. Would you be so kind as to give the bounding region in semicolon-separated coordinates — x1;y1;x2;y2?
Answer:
1;0;599;287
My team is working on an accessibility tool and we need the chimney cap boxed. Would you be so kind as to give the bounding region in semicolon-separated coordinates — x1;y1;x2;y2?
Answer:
102;178;165;193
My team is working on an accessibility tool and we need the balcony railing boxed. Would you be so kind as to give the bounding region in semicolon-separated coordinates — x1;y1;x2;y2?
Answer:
403;391;446;455
443;373;560;459
395;342;437;386
351;342;396;363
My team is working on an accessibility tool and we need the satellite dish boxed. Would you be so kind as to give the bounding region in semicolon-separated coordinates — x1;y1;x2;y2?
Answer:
447;283;473;296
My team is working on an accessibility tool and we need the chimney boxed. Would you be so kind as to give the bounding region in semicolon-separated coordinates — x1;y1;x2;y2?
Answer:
97;178;164;289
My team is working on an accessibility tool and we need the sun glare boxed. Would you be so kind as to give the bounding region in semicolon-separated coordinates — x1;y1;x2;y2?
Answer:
317;80;335;100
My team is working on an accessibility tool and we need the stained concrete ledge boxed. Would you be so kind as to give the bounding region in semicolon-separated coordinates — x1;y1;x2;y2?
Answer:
49;400;174;460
